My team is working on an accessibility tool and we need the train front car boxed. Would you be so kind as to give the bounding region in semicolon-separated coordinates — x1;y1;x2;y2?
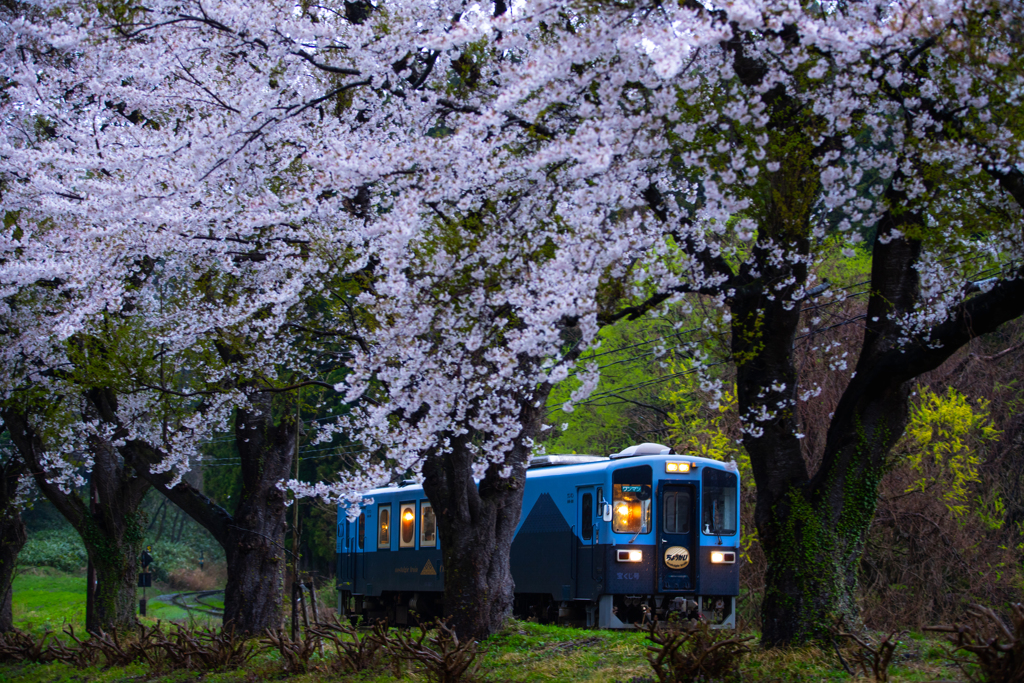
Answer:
336;442;740;628
510;443;740;628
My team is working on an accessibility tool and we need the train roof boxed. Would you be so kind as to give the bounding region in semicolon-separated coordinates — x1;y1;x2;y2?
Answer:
355;444;739;499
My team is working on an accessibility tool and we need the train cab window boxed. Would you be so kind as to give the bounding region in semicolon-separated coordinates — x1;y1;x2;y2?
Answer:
582;493;593;541
664;490;690;533
420;502;436;547
612;465;652;534
702;468;738;536
378;505;392;549
358;512;365;550
399;502;416;548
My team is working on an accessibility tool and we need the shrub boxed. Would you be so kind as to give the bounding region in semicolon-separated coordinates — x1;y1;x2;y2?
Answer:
373;618;483;683
310;615;386;673
643;618;752;683
925;603;1024;683
19;531;87;573
829;620;906;683
167;564;225;591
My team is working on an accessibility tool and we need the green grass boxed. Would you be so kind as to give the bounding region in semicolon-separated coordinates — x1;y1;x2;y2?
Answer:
5;569;966;682
12;568;87;633
0;619;967;683
12;567;220;634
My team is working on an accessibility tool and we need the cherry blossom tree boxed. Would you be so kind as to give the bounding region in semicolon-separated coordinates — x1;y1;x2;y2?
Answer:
3;0;1024;645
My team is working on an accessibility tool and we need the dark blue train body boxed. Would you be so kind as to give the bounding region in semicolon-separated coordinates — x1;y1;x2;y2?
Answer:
336;443;740;628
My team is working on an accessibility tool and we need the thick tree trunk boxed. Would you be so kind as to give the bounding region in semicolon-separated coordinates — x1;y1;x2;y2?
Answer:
84;520;146;634
220;395;292;634
2;404;150;634
756;452;889;646
123;391;295;635
0;454;26;633
421;402;540;640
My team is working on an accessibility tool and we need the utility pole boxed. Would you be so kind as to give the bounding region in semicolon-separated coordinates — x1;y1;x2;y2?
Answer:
290;395;301;640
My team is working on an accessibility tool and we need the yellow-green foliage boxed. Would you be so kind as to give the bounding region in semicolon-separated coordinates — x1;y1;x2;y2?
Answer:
899;386;1000;519
663;356;750;480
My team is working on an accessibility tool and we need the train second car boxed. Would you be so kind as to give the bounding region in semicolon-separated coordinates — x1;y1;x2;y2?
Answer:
336;442;740;628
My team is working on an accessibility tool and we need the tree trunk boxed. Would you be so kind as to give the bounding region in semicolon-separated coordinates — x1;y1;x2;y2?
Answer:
422;401;540;640
2;404;151;634
84;517;146;634
0;453;26;633
123;390;295;635
756;461;885;646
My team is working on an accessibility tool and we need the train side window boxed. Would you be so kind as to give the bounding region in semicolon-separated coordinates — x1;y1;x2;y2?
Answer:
399;502;416;548
420;502;436;547
702;469;738;535
581;493;593;540
358;512;365;550
378;505;392;549
664;490;690;533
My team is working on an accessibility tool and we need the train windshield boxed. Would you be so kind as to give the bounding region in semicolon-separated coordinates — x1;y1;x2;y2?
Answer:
612;465;653;534
702;468;738;535
612;485;651;533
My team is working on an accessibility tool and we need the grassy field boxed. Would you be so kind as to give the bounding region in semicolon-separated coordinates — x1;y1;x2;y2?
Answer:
3;568;967;682
12;567;221;632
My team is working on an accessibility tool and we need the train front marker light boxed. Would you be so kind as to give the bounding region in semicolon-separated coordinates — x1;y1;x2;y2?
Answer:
617;549;643;563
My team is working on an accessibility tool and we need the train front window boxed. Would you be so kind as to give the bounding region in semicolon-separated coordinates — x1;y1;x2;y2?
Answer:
612;465;652;535
702;468;738;536
612;485;650;533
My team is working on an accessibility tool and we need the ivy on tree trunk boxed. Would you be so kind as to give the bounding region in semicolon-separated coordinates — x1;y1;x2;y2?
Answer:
2;401;150;634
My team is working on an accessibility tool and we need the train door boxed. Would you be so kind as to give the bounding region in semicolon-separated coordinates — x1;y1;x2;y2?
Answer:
575;485;597;599
658;483;695;592
338;515;353;587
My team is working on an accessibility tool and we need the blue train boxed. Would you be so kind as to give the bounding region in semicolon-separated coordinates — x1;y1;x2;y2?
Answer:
336;442;740;628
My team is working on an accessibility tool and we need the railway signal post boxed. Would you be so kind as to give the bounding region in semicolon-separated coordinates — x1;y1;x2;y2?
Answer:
138;547;153;616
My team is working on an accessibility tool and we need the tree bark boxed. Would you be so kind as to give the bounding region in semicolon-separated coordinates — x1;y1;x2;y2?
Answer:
2;404;150;634
220;393;292;633
421;399;542;640
0;447;26;633
122;390;295;635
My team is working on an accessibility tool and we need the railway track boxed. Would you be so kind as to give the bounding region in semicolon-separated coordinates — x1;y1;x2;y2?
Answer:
156;590;224;617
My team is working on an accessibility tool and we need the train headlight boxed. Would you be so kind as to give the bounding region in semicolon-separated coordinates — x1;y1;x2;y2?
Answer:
665;462;691;473
710;551;736;564
617;549;643;563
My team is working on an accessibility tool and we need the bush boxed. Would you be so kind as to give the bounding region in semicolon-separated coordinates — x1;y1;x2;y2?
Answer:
167;564;226;591
925;603;1024;683
146;541;205;583
19;531;87;573
19;531;217;586
643;618;752;683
